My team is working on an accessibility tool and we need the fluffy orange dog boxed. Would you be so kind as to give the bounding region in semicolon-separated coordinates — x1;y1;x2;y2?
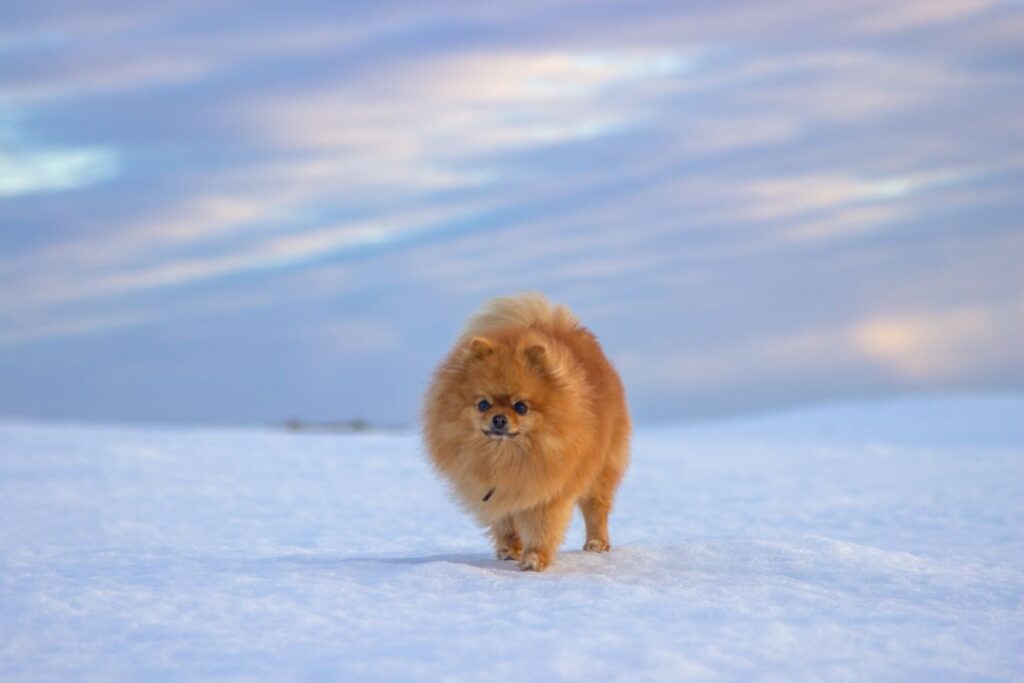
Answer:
423;292;631;571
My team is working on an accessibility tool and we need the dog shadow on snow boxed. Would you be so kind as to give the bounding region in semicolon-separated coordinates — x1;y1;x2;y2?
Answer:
260;550;620;575
267;551;527;573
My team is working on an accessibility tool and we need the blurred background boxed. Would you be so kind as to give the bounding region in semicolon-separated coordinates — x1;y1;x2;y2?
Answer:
1;0;1022;428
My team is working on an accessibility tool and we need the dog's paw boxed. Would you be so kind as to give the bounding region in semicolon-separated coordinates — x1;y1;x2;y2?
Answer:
496;545;522;561
583;538;610;553
519;550;550;572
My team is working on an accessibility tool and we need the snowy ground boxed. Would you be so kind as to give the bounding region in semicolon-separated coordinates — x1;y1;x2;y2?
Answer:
1;395;1022;682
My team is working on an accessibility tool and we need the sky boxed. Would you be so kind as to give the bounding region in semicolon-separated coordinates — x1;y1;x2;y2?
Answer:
1;0;1022;426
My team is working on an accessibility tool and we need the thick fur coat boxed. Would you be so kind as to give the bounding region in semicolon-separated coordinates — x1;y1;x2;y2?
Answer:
422;293;631;571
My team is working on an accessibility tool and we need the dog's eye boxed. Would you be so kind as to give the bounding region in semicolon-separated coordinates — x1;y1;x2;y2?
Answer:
477;399;491;412
513;401;528;415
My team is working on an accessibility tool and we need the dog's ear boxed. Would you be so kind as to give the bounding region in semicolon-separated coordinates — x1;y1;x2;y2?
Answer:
523;343;547;369
522;338;566;381
522;335;570;383
466;336;493;359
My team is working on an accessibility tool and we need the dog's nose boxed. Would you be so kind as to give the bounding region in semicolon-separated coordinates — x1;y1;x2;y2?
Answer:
491;414;508;431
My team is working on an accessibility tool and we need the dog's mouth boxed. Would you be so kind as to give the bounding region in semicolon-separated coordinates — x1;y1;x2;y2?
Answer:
482;429;519;439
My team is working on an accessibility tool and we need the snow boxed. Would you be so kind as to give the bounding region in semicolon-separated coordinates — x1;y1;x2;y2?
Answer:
1;395;1022;682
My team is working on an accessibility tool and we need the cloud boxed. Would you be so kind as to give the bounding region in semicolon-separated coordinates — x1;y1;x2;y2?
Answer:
0;56;212;103
0;207;458;310
850;0;1005;33
853;302;1024;380
0;286;274;346
618;327;854;393
681;116;801;154
0;309;154;345
252;48;695;186
0;146;118;197
619;298;1024;400
731;168;970;222
0;44;700;323
727;50;989;126
0;4;435;106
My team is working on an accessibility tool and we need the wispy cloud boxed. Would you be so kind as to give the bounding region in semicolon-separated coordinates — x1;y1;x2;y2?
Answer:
0;203;473;314
852;301;1024;380
252;48;695;189
0;56;212;103
0;146;117;197
619;298;1024;397
0;309;155;345
850;0;1005;33
734;168;971;221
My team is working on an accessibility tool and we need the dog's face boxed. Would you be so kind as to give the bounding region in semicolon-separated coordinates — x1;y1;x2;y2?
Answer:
458;335;555;444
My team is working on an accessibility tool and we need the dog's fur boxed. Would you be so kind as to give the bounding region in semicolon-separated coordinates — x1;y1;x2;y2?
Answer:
422;292;631;571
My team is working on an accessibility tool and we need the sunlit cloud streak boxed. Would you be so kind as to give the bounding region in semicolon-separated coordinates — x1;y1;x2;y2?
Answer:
0;145;118;197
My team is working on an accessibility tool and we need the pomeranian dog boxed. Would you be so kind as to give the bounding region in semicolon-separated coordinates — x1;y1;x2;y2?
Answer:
423;292;631;571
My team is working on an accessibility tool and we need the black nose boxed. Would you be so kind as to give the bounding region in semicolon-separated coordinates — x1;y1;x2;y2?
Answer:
491;414;508;431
